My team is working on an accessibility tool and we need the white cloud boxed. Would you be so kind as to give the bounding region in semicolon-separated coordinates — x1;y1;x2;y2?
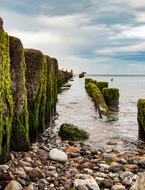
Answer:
1;0;145;74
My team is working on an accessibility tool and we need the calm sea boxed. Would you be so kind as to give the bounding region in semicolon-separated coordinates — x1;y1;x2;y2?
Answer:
55;75;145;149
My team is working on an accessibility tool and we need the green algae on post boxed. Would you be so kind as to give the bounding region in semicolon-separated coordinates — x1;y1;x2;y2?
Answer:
45;56;58;127
0;29;13;163
97;81;108;92
137;99;145;140
85;78;97;85
24;49;47;141
85;82;109;117
102;88;119;111
9;36;29;151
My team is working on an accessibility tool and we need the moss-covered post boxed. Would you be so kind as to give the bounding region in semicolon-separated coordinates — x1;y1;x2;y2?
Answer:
97;81;108;92
24;49;47;141
45;56;53;127
85;82;109;117
0;18;13;163
85;78;97;85
9;36;29;151
102;88;119;111
137;99;145;140
51;58;58;117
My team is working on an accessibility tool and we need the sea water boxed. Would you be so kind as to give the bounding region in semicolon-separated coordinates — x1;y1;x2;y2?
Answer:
55;75;145;148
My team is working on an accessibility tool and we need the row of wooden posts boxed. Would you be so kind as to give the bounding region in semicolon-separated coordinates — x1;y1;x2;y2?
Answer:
0;18;73;163
84;78;145;142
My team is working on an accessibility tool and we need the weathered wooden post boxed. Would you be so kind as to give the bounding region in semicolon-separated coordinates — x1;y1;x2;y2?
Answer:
102;88;119;111
0;18;13;163
24;49;47;141
9;36;29;151
137;99;145;140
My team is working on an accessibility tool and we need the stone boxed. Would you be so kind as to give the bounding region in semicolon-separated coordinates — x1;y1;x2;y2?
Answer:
66;146;80;154
122;176;132;186
117;159;127;165
64;182;72;189
38;149;48;160
111;184;126;190
125;164;139;172
49;148;68;162
23;157;32;163
109;165;125;173
27;168;45;179
130;172;145;190
38;178;48;185
95;177;104;188
21;184;34;190
77;185;89;190
0;172;14;181
4;180;22;190
74;174;100;190
46;170;58;178
103;153;117;162
23;166;33;172
15;167;27;179
138;160;145;169
19;160;32;167
0;165;9;170
120;171;134;180
103;179;114;188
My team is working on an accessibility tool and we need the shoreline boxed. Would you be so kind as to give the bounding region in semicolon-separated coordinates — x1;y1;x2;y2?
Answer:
1;121;145;190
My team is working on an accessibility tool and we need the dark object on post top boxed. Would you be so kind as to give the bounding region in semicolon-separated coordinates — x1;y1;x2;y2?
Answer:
79;72;86;78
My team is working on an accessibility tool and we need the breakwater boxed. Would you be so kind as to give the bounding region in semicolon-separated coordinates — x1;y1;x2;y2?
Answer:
85;78;119;118
0;18;73;163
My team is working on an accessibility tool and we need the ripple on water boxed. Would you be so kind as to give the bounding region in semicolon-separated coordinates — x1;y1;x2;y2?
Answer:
55;76;145;150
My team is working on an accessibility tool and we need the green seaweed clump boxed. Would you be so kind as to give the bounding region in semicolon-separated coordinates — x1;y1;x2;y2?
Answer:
137;99;145;140
85;82;109;117
59;123;89;141
85;78;97;85
0;31;13;163
97;81;108;92
102;88;119;111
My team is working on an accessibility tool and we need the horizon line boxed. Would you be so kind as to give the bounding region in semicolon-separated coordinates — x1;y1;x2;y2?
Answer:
74;74;145;76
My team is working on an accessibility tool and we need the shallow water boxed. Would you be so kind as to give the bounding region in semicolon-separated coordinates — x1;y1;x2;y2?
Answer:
55;75;145;149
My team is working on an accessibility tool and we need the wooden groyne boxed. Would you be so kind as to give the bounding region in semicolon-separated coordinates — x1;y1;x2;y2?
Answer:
85;78;119;118
0;18;73;163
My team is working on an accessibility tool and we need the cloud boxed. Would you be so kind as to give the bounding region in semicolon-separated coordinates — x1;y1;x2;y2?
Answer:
1;0;145;74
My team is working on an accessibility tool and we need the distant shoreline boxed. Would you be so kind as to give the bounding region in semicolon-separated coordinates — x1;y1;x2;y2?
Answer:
75;74;145;77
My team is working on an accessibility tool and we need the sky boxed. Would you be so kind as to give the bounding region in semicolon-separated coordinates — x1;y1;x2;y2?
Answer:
1;0;145;74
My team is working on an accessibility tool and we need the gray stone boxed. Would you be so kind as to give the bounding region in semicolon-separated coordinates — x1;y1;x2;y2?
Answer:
77;185;89;190
19;160;32;167
4;180;22;190
15;167;27;179
109;165;125;173
130;172;145;190
0;165;9;170
49;148;68;162
111;184;126;190
120;171;134;180
74;174;100;190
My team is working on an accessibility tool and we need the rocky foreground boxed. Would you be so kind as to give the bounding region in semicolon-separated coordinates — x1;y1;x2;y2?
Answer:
1;122;145;190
